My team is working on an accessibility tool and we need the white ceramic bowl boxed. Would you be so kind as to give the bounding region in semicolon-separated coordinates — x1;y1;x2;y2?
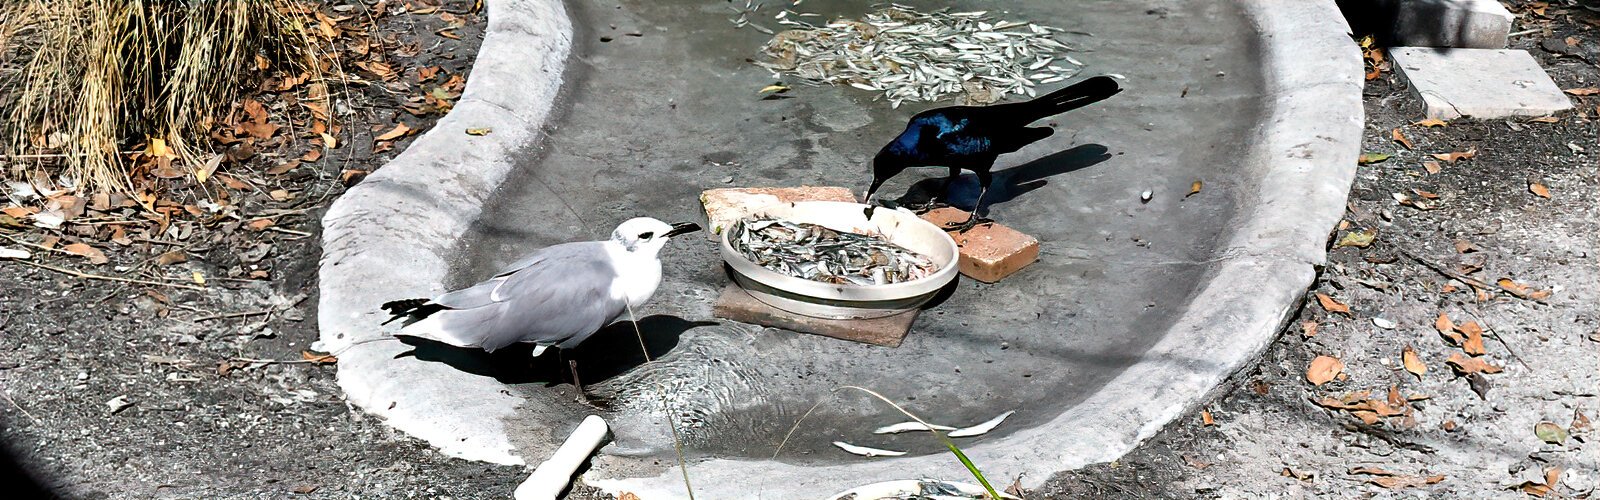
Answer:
720;201;960;319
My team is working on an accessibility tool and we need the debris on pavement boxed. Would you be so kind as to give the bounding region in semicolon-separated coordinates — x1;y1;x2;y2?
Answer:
741;3;1089;107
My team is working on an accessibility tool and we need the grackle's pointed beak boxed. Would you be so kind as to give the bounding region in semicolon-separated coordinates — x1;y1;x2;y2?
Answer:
862;177;885;219
664;222;702;237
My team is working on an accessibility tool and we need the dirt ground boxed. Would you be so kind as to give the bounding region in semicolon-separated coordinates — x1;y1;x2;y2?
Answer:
4;2;1598;500
1035;3;1600;499
0;1;529;498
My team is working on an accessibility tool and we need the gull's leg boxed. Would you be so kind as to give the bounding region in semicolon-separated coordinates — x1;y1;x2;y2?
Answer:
568;359;590;403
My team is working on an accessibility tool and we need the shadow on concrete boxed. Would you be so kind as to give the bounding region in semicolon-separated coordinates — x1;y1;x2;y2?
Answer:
1335;0;1472;49
890;143;1112;214
394;315;716;386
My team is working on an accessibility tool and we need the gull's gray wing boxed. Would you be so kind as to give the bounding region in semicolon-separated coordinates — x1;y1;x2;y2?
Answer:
405;241;627;352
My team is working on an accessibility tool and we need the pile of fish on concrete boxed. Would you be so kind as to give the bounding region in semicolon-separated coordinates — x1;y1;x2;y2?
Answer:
731;1;1089;106
728;216;938;286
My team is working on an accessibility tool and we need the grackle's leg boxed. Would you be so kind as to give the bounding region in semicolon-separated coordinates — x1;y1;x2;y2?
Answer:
914;167;962;212
945;170;994;233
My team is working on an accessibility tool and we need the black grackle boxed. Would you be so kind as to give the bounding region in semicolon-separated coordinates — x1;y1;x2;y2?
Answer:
864;75;1122;231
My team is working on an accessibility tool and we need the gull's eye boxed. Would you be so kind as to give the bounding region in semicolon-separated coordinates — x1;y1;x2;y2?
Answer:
637;231;654;240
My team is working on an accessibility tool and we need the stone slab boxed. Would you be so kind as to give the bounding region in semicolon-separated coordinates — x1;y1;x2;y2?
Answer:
919;207;1041;283
711;284;915;347
1352;0;1512;49
1391;47;1573;119
699;186;856;241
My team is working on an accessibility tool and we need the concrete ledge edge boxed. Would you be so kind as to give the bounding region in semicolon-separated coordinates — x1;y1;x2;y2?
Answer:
314;0;573;466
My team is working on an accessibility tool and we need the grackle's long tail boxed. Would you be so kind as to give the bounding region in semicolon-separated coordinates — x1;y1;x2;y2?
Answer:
1017;75;1122;122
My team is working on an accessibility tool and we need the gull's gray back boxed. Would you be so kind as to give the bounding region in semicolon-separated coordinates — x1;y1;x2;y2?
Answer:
427;241;626;351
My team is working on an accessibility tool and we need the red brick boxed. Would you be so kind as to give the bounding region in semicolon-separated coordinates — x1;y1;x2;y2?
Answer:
699;186;857;241
711;285;914;347
920;207;1040;283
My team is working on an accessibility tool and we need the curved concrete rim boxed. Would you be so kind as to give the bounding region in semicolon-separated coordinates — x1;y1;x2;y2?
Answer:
313;0;1362;494
586;0;1362;497
315;0;572;466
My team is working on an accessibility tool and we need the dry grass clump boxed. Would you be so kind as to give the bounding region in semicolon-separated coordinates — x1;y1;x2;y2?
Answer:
0;0;326;195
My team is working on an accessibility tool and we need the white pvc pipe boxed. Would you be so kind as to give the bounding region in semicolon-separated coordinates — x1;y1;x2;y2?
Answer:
515;415;610;500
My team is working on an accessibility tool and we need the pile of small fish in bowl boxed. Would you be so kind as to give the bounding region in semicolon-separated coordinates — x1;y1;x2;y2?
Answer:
719;201;959;320
728;217;939;287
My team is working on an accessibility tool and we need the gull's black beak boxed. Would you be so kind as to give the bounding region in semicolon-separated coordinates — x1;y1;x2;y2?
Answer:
665;222;702;237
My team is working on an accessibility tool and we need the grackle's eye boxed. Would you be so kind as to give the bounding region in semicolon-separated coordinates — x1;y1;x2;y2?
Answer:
638;232;654;239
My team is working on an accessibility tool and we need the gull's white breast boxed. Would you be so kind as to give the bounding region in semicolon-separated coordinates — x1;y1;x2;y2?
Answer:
603;241;663;311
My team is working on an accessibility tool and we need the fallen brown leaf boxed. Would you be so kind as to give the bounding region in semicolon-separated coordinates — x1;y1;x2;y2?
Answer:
1349;466;1394;476
1301;320;1318;338
1187;180;1202;197
266;160;299;175
1201;409;1214;426
1519;481;1554;497
1434;312;1462;344
1391;128;1412;149
1431;148;1476;163
1281;467;1313;481
1306;355;1343;386
1565;87;1600;96
1445;352;1502;374
62;242;108;265
1529;181;1551;199
1422;160;1442;174
618;493;641;500
375;122;413;141
1528;116;1559;124
340;169;369;186
218;174;252;190
1316;293;1350;316
1368;474;1445;490
154;251;187;266
301;351;337;365
247;218;275;231
1456;321;1486;355
1497;278;1551;301
1402;345;1426;378
1413;118;1448;127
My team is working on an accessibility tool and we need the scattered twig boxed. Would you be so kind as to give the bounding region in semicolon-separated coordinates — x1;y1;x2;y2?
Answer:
192;309;272;322
0;384;40;426
1397;249;1537;303
263;226;312;237
12;260;206;291
1462;308;1532;370
228;357;319;365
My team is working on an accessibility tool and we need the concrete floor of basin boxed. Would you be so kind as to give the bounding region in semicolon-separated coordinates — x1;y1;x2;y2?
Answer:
436;0;1265;469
